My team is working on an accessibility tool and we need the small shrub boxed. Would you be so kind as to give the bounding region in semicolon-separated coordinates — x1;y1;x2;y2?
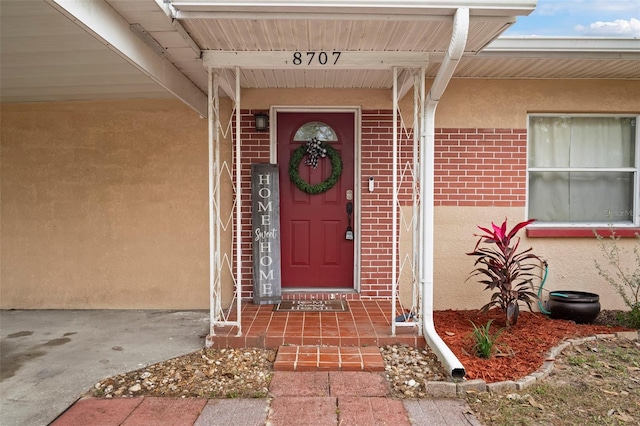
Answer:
594;230;640;329
617;304;640;329
467;218;541;326
470;319;502;359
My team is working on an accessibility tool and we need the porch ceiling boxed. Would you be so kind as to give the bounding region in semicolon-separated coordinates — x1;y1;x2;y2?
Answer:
167;0;524;90
1;0;639;112
186;17;511;90
0;0;176;103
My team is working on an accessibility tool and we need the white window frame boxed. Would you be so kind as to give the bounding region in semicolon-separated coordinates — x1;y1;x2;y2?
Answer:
526;113;640;228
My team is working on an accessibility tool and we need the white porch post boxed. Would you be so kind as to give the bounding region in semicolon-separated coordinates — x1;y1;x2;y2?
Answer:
208;69;219;337
234;67;243;336
414;70;423;337
206;67;243;343
391;67;399;335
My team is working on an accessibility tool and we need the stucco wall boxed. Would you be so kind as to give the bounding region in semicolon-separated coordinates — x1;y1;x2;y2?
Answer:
438;79;640;128
430;79;639;312
1;79;638;310
1;99;210;309
241;80;640;129
434;206;637;312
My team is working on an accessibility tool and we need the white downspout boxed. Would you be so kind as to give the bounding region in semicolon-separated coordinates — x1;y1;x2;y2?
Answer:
421;7;469;380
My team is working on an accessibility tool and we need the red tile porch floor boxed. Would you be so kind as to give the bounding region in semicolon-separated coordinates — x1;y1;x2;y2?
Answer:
206;300;424;372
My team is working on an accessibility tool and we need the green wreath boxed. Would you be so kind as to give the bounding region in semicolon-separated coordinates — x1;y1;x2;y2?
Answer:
288;141;342;194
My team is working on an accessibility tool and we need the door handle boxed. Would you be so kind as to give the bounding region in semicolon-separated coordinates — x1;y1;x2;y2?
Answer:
345;202;354;241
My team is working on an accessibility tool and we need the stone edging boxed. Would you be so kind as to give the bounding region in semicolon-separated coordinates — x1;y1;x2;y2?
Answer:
423;330;640;398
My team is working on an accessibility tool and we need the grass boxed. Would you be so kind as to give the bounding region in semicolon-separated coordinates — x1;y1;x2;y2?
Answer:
466;338;640;425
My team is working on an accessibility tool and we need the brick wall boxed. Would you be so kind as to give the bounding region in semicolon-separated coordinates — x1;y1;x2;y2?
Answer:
235;110;527;299
360;110;398;297
237;110;271;299
435;128;527;207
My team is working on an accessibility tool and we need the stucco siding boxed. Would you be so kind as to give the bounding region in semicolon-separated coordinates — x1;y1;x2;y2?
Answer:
1;79;638;310
438;79;640;128
434;206;635;311
1;99;210;309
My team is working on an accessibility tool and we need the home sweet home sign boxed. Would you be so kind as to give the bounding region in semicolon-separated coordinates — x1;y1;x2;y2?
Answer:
251;164;282;305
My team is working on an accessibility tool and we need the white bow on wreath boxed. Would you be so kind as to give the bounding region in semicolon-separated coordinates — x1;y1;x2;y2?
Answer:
305;137;327;169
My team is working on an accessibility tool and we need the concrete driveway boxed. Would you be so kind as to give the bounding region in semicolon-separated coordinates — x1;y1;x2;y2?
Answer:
0;310;209;425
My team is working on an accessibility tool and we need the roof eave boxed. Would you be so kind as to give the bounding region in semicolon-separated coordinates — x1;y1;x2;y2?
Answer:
484;37;640;57
166;0;537;18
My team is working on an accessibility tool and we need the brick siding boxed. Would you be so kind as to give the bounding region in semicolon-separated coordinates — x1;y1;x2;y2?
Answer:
234;110;527;299
435;128;527;207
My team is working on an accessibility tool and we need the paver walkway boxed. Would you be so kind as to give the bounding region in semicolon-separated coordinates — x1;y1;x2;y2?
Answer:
273;345;385;371
52;371;481;425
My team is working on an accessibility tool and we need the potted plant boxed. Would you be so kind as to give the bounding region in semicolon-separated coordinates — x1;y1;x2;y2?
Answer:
467;218;541;326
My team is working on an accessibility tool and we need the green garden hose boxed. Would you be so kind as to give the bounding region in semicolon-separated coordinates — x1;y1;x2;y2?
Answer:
537;260;552;315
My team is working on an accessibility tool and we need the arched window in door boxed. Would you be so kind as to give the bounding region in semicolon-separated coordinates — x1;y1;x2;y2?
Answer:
293;121;338;142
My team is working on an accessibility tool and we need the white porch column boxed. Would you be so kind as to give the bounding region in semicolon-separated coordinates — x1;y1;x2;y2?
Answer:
234;67;243;336
206;68;243;344
392;67;399;335
208;70;218;335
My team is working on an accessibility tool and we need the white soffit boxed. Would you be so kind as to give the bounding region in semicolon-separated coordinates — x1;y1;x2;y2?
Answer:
0;0;175;103
45;0;207;116
172;1;533;91
168;0;532;54
184;18;511;53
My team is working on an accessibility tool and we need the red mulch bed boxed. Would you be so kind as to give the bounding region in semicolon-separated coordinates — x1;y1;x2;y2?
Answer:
433;309;631;383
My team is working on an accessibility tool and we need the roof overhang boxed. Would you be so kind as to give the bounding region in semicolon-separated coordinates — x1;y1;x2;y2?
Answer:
483;37;640;59
165;0;537;18
456;36;640;79
3;0;639;112
45;0;207;115
164;0;536;99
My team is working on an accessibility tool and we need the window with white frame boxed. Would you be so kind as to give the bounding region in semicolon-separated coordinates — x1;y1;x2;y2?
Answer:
527;115;638;226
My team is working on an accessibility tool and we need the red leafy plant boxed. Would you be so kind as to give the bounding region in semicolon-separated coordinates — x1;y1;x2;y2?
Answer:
467;218;541;326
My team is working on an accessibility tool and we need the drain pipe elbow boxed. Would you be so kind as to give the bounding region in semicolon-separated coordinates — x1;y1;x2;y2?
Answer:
430;8;469;102
423;308;466;380
447;8;469;60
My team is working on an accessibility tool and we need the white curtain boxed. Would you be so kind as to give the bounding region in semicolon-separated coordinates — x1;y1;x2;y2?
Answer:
529;117;635;223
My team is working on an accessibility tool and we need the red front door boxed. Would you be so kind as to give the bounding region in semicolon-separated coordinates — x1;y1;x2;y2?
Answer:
278;112;355;289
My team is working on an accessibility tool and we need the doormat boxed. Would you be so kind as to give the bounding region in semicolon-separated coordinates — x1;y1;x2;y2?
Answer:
273;300;349;312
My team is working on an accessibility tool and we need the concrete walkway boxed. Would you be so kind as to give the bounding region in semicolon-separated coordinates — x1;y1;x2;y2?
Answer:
0;310;481;426
1;310;209;425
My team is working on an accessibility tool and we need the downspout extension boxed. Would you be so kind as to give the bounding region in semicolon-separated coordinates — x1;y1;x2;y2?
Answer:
421;7;469;380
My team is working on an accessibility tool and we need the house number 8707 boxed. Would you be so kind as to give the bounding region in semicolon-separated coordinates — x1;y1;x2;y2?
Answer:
292;51;341;66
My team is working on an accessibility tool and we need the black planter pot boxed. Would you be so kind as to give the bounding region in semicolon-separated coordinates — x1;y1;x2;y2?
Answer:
548;291;601;324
